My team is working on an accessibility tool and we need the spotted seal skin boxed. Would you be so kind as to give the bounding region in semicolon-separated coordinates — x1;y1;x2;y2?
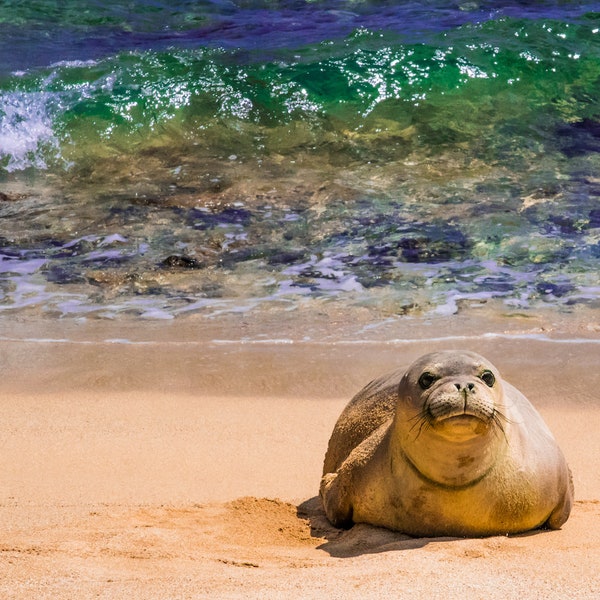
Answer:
320;351;573;537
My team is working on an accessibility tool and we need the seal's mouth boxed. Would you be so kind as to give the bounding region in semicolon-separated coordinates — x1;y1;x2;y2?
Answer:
428;401;495;422
435;408;492;424
409;403;498;441
432;412;491;438
426;397;496;437
442;413;486;423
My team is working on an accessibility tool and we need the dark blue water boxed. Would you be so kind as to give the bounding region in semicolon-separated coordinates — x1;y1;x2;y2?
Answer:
2;1;599;76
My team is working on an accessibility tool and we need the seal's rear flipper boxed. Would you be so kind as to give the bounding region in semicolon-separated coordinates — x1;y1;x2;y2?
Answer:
546;468;574;529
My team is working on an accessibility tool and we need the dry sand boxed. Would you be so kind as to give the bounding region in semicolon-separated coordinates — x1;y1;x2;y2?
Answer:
1;313;599;598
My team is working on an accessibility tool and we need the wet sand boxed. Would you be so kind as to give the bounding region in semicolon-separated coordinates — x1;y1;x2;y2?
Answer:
1;312;599;598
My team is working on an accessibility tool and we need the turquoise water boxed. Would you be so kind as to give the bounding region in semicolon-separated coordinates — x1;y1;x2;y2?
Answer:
1;1;599;319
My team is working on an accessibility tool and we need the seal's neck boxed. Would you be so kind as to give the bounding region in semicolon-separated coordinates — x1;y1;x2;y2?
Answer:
392;425;505;489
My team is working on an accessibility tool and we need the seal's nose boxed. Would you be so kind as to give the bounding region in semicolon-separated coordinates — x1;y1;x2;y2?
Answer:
454;382;475;391
454;382;475;412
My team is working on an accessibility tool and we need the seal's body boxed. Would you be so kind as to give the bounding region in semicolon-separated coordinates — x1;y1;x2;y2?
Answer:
320;351;573;537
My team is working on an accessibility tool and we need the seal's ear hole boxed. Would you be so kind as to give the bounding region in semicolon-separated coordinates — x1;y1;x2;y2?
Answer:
418;372;437;390
480;370;496;387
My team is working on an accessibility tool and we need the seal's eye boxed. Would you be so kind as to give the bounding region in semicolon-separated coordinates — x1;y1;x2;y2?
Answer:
480;370;496;387
418;372;437;390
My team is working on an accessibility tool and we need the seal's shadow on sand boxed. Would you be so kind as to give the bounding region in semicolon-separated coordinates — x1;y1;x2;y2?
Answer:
297;496;552;558
297;496;433;557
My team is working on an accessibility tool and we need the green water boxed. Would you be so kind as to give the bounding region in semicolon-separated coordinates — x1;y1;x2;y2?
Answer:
4;18;600;171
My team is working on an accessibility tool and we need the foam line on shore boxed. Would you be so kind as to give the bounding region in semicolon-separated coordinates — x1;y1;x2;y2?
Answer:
1;332;599;346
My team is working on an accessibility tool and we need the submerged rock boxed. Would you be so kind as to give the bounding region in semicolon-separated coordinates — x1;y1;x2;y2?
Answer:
161;255;204;269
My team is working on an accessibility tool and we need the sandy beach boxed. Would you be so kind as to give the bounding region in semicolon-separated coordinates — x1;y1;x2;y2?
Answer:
1;311;599;598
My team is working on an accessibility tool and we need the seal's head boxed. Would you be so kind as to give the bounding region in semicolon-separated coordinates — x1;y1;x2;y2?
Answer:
394;350;508;487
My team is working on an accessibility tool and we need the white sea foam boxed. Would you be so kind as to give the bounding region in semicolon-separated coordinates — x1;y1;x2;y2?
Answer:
1;331;599;346
0;91;60;171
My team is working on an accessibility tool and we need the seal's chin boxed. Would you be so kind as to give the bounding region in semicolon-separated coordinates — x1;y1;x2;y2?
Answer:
432;414;491;437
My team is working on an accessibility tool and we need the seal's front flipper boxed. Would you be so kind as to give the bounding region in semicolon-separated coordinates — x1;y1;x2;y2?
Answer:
320;472;354;528
321;420;390;529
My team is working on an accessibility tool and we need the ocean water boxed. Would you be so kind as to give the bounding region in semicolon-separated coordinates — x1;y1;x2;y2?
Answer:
1;0;599;320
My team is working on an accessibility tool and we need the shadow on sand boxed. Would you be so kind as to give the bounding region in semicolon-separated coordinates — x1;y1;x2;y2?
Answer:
297;496;442;557
297;496;554;558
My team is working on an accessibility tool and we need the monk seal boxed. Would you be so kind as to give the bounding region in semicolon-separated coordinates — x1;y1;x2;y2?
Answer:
320;350;573;537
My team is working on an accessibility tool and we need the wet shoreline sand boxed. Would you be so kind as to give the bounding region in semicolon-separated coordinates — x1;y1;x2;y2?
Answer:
1;310;599;598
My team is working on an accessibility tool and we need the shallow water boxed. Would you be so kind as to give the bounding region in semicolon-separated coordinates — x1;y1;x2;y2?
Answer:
1;1;599;320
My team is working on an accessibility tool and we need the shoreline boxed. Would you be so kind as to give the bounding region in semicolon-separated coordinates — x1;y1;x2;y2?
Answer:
2;310;599;402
